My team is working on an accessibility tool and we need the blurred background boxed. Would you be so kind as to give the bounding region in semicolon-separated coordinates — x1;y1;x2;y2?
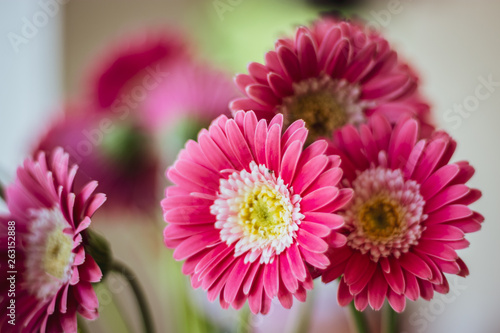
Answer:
0;1;498;332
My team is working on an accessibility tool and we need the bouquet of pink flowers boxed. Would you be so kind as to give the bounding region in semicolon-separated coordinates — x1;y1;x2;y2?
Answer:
0;10;483;333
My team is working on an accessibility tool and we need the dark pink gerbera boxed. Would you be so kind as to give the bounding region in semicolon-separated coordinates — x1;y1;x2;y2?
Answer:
86;29;189;110
231;18;434;141
162;111;353;314
321;115;482;312
35;110;159;213
0;148;105;332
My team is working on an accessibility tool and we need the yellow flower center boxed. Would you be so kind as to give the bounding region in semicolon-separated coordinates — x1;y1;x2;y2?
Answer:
239;185;291;240
43;228;74;279
358;196;403;240
211;162;303;264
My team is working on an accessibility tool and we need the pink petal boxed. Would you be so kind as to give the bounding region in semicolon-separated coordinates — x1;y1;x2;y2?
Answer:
344;251;372;285
248;269;265;314
325;39;350;77
263;259;279;299
387;289;406;313
224;257;251;304
287;244;307;281
248;62;269;84
348;260;377;294
78;254;102;283
297;28;319;78
424;185;470;213
226;119;254;168
234;74;255;94
280;254;299;293
337;278;354;306
383;259;405;295
173;231;221;260
292;155;329;194
277;279;294;309
418;279;434;301
412;139;447;183
299;246;330;269
299;221;331;238
362;74;409;100
267;72;293;97
388;119;418;170
302;212;344;229
297;229;328;253
367;269;388;310
266;124;282;172
74;281;98;311
246;84;281;107
354;288;369;311
300;186;339;212
416;240;458;261
399;252;433;280
280;140;302;185
277;45;301;81
421;225;465;241
403;270;420;301
420;164;460;200
425;205;473;226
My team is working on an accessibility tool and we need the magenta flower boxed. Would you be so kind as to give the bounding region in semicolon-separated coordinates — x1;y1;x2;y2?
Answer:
321;115;482;312
86;30;189;110
0;148;105;332
231;18;433;141
35;111;159;213
162;111;353;314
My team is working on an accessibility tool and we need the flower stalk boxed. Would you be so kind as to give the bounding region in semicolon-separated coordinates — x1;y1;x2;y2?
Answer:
110;260;155;333
349;302;370;333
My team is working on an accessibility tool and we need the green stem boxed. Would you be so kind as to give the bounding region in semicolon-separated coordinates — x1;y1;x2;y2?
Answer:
0;182;5;201
382;304;398;333
110;261;155;333
349;302;370;333
237;306;251;333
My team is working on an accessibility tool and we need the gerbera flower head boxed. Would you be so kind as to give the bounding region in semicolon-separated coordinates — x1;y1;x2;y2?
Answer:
35;109;159;213
321;115;483;312
162;110;353;314
0;147;105;332
86;29;189;110
231;18;433;142
143;59;240;131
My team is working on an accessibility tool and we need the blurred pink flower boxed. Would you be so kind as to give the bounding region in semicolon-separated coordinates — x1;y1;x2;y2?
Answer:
231;18;434;141
162;111;352;314
35;109;159;214
86;29;189;110
321;115;482;312
0;148;105;332
143;59;240;130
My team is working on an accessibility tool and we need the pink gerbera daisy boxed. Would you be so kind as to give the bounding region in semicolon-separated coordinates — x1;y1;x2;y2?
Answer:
231;18;433;141
0;148;105;332
321;115;482;312
162;110;353;314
